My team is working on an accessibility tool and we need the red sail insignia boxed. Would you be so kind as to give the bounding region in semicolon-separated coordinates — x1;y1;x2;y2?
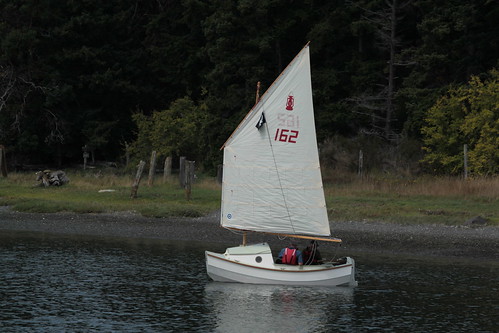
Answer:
285;95;294;111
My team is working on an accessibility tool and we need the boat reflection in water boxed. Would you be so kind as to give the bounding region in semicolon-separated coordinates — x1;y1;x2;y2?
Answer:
204;282;353;332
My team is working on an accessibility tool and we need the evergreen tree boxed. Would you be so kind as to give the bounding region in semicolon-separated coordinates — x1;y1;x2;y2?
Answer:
1;0;498;174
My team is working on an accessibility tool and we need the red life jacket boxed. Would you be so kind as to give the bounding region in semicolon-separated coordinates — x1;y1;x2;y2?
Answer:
283;248;297;265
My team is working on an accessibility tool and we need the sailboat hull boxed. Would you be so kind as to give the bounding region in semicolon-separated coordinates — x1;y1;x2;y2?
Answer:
205;243;357;287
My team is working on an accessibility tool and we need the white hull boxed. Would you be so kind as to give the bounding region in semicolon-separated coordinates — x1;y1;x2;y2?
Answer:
205;243;357;287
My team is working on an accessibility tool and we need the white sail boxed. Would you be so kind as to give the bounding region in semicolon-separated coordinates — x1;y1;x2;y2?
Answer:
220;45;330;236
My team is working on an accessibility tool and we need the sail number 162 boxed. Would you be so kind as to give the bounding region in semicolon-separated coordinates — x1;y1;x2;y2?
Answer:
274;128;299;143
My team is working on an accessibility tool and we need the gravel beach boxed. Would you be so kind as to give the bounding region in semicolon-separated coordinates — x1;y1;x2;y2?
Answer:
1;206;497;262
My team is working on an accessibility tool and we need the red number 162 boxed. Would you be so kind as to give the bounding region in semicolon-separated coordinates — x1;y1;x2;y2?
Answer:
274;128;299;143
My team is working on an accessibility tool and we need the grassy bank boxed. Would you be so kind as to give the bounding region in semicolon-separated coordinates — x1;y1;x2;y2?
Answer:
0;171;220;218
324;172;498;226
1;170;497;226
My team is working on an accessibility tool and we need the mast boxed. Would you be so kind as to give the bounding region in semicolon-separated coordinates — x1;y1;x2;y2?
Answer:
255;81;261;104
240;81;261;247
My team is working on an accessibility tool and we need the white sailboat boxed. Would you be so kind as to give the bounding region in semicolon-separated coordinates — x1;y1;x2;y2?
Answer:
205;43;357;287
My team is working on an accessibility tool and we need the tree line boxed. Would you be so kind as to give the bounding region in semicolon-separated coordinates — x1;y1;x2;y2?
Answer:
1;0;497;175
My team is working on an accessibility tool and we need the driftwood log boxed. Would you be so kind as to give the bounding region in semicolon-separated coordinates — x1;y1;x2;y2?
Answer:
35;170;70;187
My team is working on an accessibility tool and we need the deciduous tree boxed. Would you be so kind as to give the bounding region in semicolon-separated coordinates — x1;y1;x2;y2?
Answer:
422;69;499;175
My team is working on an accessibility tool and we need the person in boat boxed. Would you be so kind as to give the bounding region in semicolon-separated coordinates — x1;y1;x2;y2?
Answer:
275;243;303;265
303;240;323;265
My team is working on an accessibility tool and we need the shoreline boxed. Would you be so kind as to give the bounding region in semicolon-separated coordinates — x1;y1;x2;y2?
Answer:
1;207;498;263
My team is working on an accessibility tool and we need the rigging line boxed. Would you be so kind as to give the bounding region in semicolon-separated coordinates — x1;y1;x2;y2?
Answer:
263;112;297;234
305;243;316;265
327;243;340;263
224;227;245;235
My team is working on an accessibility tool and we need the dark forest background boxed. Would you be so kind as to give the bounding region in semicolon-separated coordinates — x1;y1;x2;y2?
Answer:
1;0;497;175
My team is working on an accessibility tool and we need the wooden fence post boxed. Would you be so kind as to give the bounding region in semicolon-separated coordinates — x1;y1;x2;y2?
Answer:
124;141;130;168
163;156;172;183
179;156;186;187
463;144;468;180
82;145;89;170
0;145;7;177
130;160;146;198
358;149;363;178
185;160;195;201
148;150;157;186
217;164;223;184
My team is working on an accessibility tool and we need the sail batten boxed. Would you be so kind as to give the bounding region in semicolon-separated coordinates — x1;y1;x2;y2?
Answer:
220;45;330;237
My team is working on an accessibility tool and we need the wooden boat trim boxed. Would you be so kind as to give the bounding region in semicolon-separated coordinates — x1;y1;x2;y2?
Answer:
223;227;342;243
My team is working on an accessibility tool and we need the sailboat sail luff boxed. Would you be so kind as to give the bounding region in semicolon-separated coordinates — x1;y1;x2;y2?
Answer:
220;45;330;237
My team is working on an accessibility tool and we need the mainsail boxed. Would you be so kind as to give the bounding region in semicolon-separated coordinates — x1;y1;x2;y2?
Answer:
220;45;330;236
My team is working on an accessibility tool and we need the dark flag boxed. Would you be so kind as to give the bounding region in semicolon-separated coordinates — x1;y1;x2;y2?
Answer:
255;112;266;129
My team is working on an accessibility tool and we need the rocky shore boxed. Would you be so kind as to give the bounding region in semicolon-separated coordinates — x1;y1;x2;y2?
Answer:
1;206;497;263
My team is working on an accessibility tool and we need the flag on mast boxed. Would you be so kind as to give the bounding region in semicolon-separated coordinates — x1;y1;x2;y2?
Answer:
255;112;266;129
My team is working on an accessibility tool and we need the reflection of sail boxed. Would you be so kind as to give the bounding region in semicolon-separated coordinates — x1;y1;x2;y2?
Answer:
204;282;353;333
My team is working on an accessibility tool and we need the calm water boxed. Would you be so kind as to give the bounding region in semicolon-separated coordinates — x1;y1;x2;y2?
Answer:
1;231;497;332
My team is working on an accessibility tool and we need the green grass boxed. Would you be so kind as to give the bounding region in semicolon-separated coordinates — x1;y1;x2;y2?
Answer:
326;193;497;225
324;173;499;226
0;171;220;218
1;170;497;226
